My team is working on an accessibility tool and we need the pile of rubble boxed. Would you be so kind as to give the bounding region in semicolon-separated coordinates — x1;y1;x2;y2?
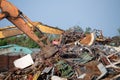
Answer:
0;30;120;80
110;36;120;47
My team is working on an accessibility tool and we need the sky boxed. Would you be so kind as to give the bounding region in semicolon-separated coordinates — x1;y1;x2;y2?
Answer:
0;0;120;37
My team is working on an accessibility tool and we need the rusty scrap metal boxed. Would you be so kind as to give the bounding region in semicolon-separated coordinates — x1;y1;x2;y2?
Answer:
0;30;120;80
61;30;85;44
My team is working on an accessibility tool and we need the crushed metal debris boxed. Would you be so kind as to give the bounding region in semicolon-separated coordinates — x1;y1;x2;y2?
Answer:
0;30;120;80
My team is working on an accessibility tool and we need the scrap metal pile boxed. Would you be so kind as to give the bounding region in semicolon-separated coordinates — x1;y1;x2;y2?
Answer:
0;30;120;80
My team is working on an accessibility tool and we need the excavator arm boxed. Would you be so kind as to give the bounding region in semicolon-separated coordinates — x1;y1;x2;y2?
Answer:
0;0;43;46
0;0;63;58
0;12;6;20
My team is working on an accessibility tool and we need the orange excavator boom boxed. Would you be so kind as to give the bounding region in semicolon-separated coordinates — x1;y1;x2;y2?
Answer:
0;0;62;58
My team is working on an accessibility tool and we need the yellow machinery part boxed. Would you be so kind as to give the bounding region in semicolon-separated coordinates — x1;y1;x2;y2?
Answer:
0;27;23;38
35;22;64;35
0;22;64;39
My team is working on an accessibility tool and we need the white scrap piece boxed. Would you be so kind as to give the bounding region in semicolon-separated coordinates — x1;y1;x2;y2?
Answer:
96;63;107;80
42;66;53;74
51;76;67;80
14;54;34;69
105;45;120;52
77;73;86;79
88;32;96;46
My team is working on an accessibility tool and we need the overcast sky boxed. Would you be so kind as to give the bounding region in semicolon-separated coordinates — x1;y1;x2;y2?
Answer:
0;0;120;37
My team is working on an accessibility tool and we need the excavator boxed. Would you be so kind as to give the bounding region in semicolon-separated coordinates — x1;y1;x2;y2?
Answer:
0;0;64;59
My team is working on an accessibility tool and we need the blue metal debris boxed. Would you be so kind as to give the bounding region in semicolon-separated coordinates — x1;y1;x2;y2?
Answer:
0;44;33;55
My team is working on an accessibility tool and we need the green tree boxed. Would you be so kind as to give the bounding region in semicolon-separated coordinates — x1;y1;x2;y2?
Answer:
85;27;92;34
67;25;83;32
0;39;7;46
